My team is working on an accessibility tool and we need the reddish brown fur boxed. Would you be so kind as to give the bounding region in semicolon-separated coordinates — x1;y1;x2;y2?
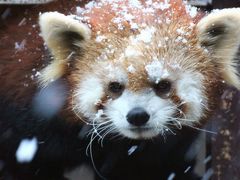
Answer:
0;0;226;125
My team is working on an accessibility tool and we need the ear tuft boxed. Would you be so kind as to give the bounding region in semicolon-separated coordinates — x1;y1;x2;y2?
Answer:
197;8;240;89
38;12;91;87
39;12;91;43
197;8;240;49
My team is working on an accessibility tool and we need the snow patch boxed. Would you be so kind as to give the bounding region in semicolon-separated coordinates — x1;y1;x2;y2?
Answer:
127;64;136;73
155;1;171;11
175;36;188;43
185;4;198;18
15;40;26;51
85;1;96;10
130;22;139;29
76;6;84;14
128;0;142;9
125;46;141;57
96;35;106;42
145;60;169;83
176;28;185;35
132;27;156;44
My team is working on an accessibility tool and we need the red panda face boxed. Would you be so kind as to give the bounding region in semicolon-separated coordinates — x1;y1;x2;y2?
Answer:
72;26;210;139
38;2;240;139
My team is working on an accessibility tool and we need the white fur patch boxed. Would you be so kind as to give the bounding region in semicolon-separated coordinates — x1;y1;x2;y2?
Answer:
104;64;128;84
177;71;206;123
73;76;104;119
73;70;206;139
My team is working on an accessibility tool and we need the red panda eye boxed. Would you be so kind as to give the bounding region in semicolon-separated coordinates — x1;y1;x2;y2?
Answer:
154;80;172;95
108;82;124;93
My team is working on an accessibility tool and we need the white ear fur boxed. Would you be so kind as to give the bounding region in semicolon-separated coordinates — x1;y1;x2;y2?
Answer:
197;8;240;89
38;12;91;87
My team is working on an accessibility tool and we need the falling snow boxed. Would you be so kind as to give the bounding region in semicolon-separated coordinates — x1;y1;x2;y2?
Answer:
202;168;214;180
128;145;138;155
203;155;212;164
15;40;26;51
15;138;38;163
184;166;191;173
167;172;176;180
1;8;11;20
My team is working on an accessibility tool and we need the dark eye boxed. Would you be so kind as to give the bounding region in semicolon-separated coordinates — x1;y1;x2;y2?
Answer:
154;80;172;95
108;82;124;93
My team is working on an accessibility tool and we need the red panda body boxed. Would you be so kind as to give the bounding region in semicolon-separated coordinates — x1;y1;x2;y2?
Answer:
0;0;240;179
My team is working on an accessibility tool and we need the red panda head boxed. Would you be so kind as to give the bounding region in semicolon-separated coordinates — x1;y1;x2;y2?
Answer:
38;1;240;139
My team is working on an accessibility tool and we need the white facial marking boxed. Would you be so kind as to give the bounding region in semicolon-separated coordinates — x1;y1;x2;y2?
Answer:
177;72;206;123
104;64;128;84
74;68;206;140
74;76;103;118
105;90;175;139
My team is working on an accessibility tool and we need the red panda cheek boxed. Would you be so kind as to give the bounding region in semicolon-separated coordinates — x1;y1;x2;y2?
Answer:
170;91;188;118
95;95;110;111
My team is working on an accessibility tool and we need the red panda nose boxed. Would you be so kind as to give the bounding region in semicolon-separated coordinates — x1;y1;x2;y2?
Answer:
126;107;150;126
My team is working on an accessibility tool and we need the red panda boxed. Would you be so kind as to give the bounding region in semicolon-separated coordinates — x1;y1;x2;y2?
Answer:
0;0;240;179
39;0;240;139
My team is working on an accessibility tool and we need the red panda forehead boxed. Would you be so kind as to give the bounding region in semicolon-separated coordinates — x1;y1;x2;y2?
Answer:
78;0;198;34
91;57;181;93
91;28;203;92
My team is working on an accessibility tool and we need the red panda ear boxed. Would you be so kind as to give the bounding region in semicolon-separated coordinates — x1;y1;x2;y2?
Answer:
38;12;91;87
197;9;240;89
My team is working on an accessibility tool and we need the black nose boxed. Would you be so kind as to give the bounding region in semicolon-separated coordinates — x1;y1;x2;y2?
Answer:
126;107;150;126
